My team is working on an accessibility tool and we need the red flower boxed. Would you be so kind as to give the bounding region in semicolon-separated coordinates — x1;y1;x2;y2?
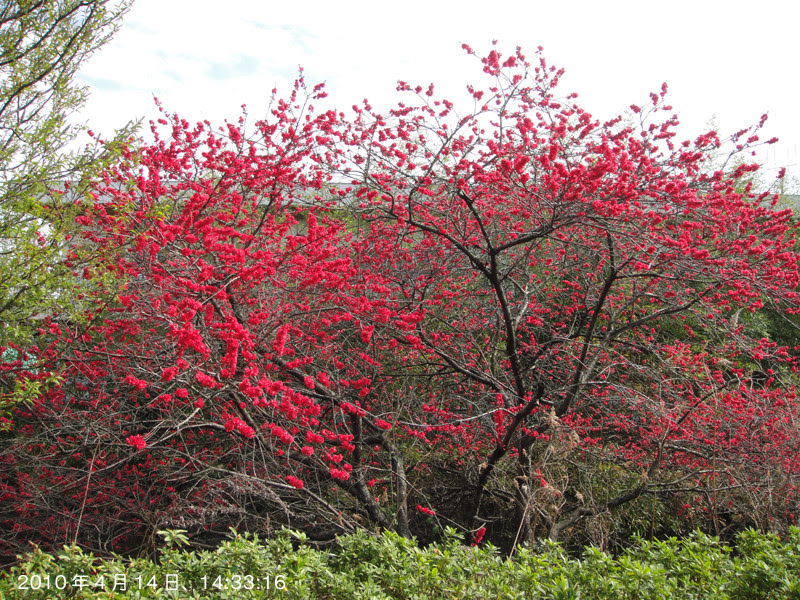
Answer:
306;431;324;444
196;371;220;389
330;468;350;481
161;366;179;381
125;375;147;391
472;526;486;545
126;434;146;451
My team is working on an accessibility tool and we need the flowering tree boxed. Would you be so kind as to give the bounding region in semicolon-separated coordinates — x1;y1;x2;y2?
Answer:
331;44;800;545
2;44;799;558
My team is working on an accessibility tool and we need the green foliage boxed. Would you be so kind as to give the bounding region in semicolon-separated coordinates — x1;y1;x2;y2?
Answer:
0;0;136;410
1;528;799;599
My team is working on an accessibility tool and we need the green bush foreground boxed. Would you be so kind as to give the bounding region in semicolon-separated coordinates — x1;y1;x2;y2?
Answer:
1;527;798;599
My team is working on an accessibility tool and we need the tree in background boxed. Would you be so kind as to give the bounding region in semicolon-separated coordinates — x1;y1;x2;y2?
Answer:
2;43;799;559
0;0;134;408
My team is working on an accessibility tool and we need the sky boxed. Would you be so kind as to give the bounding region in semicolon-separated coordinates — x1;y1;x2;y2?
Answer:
77;0;799;187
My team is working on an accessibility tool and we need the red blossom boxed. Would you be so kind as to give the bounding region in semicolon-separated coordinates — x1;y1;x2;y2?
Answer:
473;526;486;545
125;435;146;451
286;475;304;489
195;371;220;389
330;468;350;481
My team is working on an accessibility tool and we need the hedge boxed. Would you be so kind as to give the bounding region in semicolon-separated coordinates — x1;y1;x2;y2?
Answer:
1;527;799;599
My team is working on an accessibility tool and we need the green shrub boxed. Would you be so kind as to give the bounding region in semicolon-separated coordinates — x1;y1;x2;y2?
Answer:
1;527;798;599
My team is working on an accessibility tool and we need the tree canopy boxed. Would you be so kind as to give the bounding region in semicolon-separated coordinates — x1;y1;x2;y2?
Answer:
0;0;133;349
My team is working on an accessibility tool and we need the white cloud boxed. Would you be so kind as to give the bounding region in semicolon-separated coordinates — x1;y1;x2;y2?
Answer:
76;0;799;179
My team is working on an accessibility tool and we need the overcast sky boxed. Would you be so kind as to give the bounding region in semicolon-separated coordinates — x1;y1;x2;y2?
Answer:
77;0;799;185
